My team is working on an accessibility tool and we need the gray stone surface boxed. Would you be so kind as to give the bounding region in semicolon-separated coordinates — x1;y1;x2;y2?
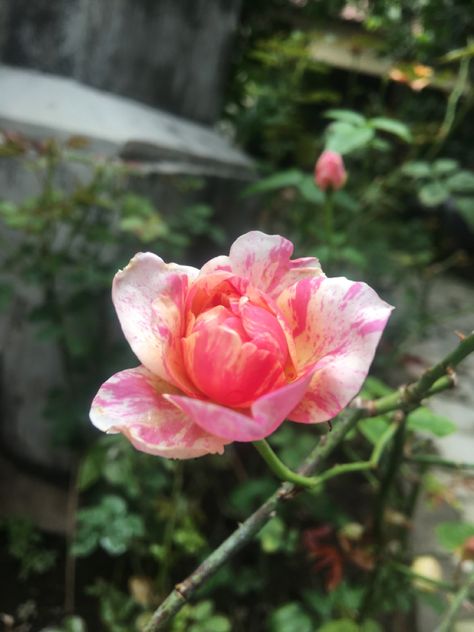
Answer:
0;0;242;124
0;65;254;179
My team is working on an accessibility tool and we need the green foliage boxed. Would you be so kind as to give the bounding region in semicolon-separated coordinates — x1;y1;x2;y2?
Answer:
171;600;231;632
407;408;457;437
87;580;139;632
359;407;456;443
46;615;87;632
269;602;313;632
325;110;412;154
435;522;474;551
73;495;145;557
402;159;474;228
0;517;57;580
257;516;297;554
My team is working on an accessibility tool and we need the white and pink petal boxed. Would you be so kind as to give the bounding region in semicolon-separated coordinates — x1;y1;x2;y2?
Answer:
90;367;227;459
112;253;198;390
278;277;393;423
228;231;322;298
165;367;314;442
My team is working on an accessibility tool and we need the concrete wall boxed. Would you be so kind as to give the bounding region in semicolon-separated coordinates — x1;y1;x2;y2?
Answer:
0;0;242;124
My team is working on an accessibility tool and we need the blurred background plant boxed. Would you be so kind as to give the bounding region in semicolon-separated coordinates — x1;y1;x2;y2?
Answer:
1;1;474;631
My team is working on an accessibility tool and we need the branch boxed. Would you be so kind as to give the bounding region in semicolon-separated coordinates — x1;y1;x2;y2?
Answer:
144;408;362;631
390;561;461;594
434;572;474;632
406;454;474;471
144;332;474;631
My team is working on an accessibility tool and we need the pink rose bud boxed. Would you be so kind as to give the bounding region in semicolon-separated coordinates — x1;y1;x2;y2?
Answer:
314;150;347;191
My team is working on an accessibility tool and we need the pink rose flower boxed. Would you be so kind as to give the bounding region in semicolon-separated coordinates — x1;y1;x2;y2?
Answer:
90;232;392;459
315;150;347;191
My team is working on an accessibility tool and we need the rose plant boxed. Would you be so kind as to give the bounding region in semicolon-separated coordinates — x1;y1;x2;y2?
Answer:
90;231;392;459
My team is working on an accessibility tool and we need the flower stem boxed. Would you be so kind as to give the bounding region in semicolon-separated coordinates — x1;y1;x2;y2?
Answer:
252;439;319;488
323;189;334;262
434;571;474;632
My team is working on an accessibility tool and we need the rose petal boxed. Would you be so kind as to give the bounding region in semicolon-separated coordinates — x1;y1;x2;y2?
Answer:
165;368;314;442
182;325;285;408
112;253;198;390
90;366;227;459
228;231;322;297
199;255;232;276
278;277;393;423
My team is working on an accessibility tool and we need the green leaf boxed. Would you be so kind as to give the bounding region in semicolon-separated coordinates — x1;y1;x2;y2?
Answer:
243;169;304;195
269;602;313;632
432;159;458;175
229;478;275;515
401;161;432;179
77;446;105;491
0;201;17;216
418;181;450;207
371;138;391;152
332;190;361;213
456;196;474;229
446;171;474;193
63;615;87;632
362;376;393;398
257;516;286;554
370;117;412;143
325;109;366;126
326;122;375;155
435;522;474;551
358;417;390;445
407;408;456;437
204;616;231;632
297;176;324;204
121;193;156;217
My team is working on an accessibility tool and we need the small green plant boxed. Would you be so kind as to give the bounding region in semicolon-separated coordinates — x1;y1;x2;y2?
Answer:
0;517;57;579
402;158;474;229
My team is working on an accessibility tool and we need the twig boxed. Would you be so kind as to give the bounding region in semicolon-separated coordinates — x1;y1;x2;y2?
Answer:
144;332;474;631
406;454;474;471
359;413;408;619
434;572;474;632
144;408;362;631
390;561;459;594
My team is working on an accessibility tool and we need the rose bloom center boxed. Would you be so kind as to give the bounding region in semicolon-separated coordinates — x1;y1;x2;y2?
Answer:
181;278;291;408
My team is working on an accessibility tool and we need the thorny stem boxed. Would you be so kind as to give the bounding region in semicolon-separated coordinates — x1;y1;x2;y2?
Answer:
389;561;463;594
323;189;335;263
359;413;408;620
252;440;322;488
144;332;474;632
253;418;398;489
406;454;474;471
428;55;471;160
144;408;361;632
434;572;474;632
